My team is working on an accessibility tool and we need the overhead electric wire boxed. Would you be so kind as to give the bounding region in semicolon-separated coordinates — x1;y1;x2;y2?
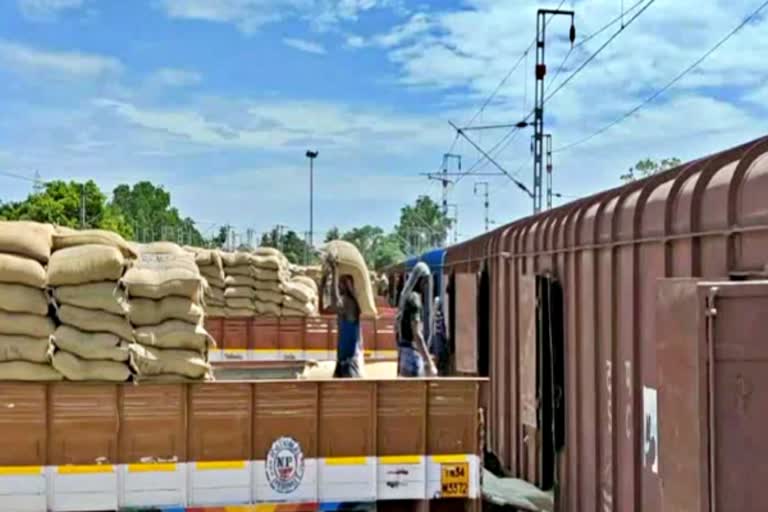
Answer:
556;0;768;153
0;170;41;183
573;0;649;50
544;0;657;104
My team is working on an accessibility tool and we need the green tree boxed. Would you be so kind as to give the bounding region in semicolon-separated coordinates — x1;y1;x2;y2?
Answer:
621;158;682;183
209;225;230;248
394;195;452;255
110;181;204;245
260;228;314;265
325;227;341;242
371;233;405;270
0;180;133;238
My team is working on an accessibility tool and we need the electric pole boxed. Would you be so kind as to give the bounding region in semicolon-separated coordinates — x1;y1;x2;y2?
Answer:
305;150;318;249
474;182;491;232
420;153;465;246
447;204;459;244
545;133;553;209
534;8;575;213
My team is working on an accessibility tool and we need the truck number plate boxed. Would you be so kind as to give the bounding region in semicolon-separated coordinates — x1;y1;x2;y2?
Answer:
440;462;469;498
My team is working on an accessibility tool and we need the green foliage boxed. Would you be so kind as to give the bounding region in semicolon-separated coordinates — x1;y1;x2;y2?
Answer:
621;158;682;183
324;227;341;242
209;225;230;248
0;180;133;239
394;195;451;254
260;227;314;265
110;181;204;245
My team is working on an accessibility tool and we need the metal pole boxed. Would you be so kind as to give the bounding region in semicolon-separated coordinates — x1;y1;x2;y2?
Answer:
545;134;553;209
474;182;490;232
310;157;313;248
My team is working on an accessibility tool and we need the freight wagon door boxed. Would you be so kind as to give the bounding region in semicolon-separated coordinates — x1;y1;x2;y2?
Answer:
705;281;768;512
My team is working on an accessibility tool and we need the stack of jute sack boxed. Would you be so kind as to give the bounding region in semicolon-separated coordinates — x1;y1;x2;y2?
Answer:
320;240;378;317
48;228;137;382
0;221;60;380
220;250;260;316
123;242;213;382
250;247;291;316
190;248;227;317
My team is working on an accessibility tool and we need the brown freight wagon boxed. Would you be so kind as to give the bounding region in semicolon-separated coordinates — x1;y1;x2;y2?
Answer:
441;135;768;511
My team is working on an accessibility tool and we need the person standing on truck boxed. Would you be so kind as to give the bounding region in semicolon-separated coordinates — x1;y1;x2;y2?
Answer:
396;262;438;377
432;296;449;375
321;258;364;378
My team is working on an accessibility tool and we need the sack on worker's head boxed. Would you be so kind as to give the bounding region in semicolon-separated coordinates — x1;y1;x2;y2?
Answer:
0;335;52;363
0;310;55;338
53;228;137;258
134;320;213;352
122;245;202;300
48;245;125;286
0;221;54;263
321;240;377;317
0;254;47;288
224;286;256;299
0;361;62;381
129;297;204;326
254;301;281;316
53;282;129;316
283;280;316;304
57;304;134;341
0;283;49;316
220;251;251;267
53;325;130;362
225;297;253;310
130;344;210;379
52;350;131;382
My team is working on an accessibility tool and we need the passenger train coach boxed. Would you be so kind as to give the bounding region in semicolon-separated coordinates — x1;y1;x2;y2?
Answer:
387;135;768;512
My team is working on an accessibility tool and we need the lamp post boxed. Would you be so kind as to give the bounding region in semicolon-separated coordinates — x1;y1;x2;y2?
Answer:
305;150;318;249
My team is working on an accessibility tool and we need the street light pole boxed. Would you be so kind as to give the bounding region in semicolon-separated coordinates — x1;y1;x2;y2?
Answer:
305;150;319;249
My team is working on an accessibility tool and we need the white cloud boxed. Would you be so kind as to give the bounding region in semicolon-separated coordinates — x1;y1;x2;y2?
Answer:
0;40;122;78
148;68;203;87
283;38;327;55
159;0;400;34
17;0;89;19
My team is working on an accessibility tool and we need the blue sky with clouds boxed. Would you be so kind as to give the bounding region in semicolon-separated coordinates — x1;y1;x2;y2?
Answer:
1;0;766;244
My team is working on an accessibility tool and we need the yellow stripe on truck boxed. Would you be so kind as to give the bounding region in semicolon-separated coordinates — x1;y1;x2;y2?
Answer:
127;463;177;472
431;454;468;464
324;456;367;466
379;455;421;465
57;465;114;474
0;466;43;475
195;460;247;470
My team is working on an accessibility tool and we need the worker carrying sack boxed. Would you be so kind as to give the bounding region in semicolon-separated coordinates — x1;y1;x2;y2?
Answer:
0;221;54;263
320;240;378;317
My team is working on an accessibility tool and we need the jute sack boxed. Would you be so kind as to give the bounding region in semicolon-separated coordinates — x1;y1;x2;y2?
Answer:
0;310;55;338
53;325;130;362
122;246;202;300
0;283;49;315
224;308;254;317
130;297;204;326
292;275;318;293
0;221;54;263
53;227;137;258
282;295;316;316
255;290;283;304
0;361;62;381
142;241;185;254
207;306;228;317
225;265;252;277
52;350;131;382
134;320;213;352
130;344;210;379
0;254;47;288
57;304;134;341
253;267;284;282
220;251;252;267
53;282;129;316
206;287;225;303
251;254;283;271
254;301;281;316
224;287;256;299
253;280;283;293
0;335;52;363
200;266;225;288
253;247;289;267
195;249;222;268
225;275;257;288
226;298;253;310
283;280;315;304
48;245;125;286
321;240;377;317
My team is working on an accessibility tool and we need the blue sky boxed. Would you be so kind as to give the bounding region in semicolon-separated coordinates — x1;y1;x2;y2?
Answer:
0;0;766;244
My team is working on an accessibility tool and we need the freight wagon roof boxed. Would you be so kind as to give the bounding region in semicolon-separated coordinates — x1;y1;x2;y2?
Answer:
420;248;445;271
444;134;768;269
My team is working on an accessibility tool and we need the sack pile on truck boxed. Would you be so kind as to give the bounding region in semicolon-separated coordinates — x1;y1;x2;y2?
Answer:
123;242;213;382
320;240;378;317
0;221;61;381
48;229;136;382
220;250;258;316
187;247;227;317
